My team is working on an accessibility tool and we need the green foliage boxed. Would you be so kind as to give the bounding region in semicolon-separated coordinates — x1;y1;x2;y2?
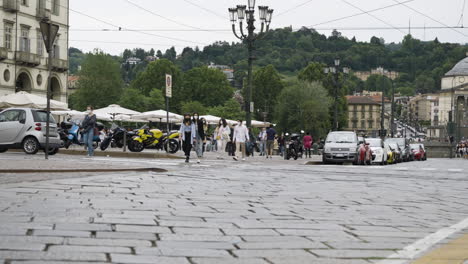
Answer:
250;65;284;121
68;47;85;75
69;51;123;110
182;66;234;107
118;88;164;112
208;99;245;120
275;80;331;138
181;101;207;115
298;62;326;82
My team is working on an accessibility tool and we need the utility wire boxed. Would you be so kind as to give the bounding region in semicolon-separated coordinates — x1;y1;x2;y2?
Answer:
392;0;468;37
310;0;414;27
45;0;209;45
276;0;315;17
181;0;226;20
457;0;466;27
342;0;406;34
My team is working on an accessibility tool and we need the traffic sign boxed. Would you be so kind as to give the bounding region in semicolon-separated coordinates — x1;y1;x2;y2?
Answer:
165;74;172;98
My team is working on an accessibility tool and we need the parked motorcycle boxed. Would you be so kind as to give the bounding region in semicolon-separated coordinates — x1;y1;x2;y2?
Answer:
285;133;303;160
65;120;103;149
100;124;134;151
128;126;180;153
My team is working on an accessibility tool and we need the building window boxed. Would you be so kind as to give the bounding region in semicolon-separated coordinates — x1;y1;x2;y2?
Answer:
368;120;373;129
352;121;357;129
369;105;373;118
52;35;60;59
4;23;13;50
361;105;365;118
37;31;43;56
361;120;366;129
52;0;60;15
20;27;30;52
21;0;28;6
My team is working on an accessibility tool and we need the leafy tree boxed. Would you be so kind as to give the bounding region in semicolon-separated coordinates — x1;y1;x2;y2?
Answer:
415;74;436;94
131;59;183;110
275;81;331;138
182;66;234;107
298;62;326;82
208;99;245;120
250;65;284;121
119;88;164;112
181;101;207;115
69;50;123;110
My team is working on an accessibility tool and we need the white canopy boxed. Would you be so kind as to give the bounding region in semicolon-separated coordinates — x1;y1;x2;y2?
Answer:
0;91;68;110
200;115;222;125
132;110;183;123
251;120;271;128
51;109;112;122
93;104;140;117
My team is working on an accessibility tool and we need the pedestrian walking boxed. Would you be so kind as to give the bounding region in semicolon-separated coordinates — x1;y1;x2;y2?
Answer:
303;132;313;158
266;125;276;159
215;118;231;159
259;128;267;156
82;106;97;157
200;117;208;153
179;113;196;163
192;113;205;164
278;134;285;157
233;120;249;161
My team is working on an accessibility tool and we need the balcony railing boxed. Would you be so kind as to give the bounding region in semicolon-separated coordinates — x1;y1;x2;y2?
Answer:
2;0;18;12
0;47;8;61
47;58;68;72
16;51;41;66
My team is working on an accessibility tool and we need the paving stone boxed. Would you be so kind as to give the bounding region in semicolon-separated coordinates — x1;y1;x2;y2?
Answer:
96;231;157;240
310;249;396;258
33;229;91;238
156;241;235;249
136;247;231;257
237;241;327;249
66;237;152;247
268;258;371;264
160;234;242;243
222;228;279;236
115;224;172;233
0;242;45;251
233;249;315;258
54;223;112;231
0;251;107;262
172;227;223;235
10;262;108;264
93;217;157;225
48;245;131;253
191;258;268;264
110;254;190;264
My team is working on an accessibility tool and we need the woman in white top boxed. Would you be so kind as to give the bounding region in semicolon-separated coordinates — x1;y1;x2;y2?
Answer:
215;118;230;159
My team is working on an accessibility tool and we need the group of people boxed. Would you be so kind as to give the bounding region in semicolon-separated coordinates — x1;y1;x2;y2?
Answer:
456;141;468;158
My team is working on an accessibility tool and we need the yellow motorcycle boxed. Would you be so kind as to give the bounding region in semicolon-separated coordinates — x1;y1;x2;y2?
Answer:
129;126;180;153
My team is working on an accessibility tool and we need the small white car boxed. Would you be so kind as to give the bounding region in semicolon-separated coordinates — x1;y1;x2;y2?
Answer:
0;108;61;155
365;138;388;165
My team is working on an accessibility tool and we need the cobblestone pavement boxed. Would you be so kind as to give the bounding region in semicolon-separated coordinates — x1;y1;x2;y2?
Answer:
1;153;468;264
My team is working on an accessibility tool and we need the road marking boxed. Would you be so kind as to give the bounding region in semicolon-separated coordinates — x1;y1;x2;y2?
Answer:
377;217;468;264
410;233;468;264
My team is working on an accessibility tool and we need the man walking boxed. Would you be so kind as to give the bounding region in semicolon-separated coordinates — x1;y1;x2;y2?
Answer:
258;128;267;156
266;125;276;159
233;120;249;161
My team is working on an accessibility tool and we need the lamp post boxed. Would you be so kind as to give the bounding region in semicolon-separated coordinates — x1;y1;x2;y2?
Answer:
324;59;349;131
229;1;273;128
40;17;59;160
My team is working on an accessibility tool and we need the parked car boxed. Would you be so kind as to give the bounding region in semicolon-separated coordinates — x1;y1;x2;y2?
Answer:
410;143;427;161
323;131;359;164
365;138;388;165
387;142;401;163
386;137;412;161
0;108;61;155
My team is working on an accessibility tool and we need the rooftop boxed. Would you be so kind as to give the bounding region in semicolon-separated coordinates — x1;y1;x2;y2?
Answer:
346;96;381;105
445;56;468;76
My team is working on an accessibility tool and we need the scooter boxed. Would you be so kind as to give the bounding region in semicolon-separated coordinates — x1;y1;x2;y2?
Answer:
65;120;103;149
285;133;303;160
100;124;134;151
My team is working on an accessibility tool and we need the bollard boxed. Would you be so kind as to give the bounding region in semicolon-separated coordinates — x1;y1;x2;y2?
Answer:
123;130;127;152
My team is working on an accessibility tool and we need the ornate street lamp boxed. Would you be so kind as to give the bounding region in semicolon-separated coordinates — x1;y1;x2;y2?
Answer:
229;1;273;127
324;59;348;131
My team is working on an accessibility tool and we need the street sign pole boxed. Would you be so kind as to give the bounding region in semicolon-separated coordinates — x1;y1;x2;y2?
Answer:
165;74;172;152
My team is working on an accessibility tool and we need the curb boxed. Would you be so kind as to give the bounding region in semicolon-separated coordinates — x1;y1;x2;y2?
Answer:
0;167;168;174
59;149;183;160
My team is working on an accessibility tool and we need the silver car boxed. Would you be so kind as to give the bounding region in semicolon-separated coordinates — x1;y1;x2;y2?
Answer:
0;108;61;154
323;131;359;164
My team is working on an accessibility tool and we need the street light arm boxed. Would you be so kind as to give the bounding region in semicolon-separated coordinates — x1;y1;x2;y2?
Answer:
239;21;247;39
231;24;243;40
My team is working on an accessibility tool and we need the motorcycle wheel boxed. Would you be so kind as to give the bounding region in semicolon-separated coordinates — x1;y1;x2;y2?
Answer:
164;139;179;154
93;142;99;150
100;137;111;151
131;141;144;152
65;140;72;149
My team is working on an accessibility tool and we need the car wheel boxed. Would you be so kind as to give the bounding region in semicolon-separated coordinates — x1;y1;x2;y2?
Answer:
0;147;8;153
22;137;40;155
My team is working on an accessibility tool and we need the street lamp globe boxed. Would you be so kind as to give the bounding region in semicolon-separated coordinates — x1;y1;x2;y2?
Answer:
258;6;268;21
237;5;246;20
248;0;256;10
266;9;273;24
229;8;238;23
334;59;340;66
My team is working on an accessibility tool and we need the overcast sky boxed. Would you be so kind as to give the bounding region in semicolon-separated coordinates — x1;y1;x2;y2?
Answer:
69;0;468;56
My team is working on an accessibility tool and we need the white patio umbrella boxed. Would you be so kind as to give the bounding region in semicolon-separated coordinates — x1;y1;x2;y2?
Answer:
51;110;85;117
0;91;68;110
93;104;140;119
132;110;182;123
251;120;271;128
200;115;222;125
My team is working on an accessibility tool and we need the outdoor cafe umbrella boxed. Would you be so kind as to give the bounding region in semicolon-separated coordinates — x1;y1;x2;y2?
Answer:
132;110;183;123
200;115;222;125
0;91;68;110
251;120;271;128
93;104;140;119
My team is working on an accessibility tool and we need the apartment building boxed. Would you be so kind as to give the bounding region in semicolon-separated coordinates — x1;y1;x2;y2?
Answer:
345;96;389;137
0;0;69;102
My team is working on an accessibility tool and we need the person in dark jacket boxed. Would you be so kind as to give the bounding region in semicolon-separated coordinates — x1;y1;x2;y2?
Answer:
82;105;97;157
192;112;205;163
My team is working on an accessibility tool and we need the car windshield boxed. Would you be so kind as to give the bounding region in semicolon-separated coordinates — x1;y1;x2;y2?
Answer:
326;133;356;143
32;110;56;123
365;139;382;147
386;138;405;146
